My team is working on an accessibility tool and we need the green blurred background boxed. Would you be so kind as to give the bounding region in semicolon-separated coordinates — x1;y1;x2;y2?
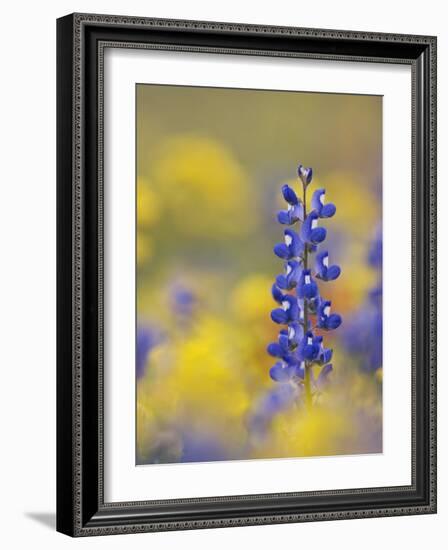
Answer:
136;84;382;465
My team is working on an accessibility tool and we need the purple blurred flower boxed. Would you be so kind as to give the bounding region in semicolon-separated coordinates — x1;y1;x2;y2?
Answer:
136;324;163;379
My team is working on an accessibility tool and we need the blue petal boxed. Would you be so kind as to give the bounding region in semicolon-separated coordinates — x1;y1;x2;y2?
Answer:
317;300;330;316
304;281;318;299
297;269;319;299
326;265;341;280
270;362;293;383
283;353;300;367
285;229;304;257
282;184;299;205
284;260;302;289
275;274;288;289
327;314;342;330
315;250;328;276
311;189;325;213
278;331;290;351
300;211;326;245
292;203;305;222
267;342;284;357
277;210;292;225
287;321;303;347
298;331;320;361
282;295;300;321
274;243;291;259
310;227;327;244
271;308;289;324
321;203;336;218
271;284;284;303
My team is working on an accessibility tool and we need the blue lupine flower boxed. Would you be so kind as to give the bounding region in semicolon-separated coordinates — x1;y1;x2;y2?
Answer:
343;230;382;373
368;228;383;268
171;285;196;317
369;285;382;307
271;283;285;304
267;329;290;357
343;308;382;372
315;250;341;281
311;189;336;218
301;210;327;245
313;335;333;365
261;384;296;414
269;361;300;383
268;163;342;408
316;300;342;330
267;326;304;373
297;269;319;299
277;185;305;225
282;184;300;206
274;229;304;260
288;321;304;348
297;331;320;361
248;384;298;437
297;165;313;186
136;324;162;379
275;259;302;290
270;294;300;324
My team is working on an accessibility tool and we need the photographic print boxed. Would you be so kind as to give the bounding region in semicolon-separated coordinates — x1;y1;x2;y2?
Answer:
57;15;436;535
136;84;383;465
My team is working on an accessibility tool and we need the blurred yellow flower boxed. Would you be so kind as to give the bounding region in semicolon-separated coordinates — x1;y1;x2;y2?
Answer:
137;179;161;228
317;171;379;236
149;134;254;236
137;314;252;454
230;274;273;323
265;404;352;458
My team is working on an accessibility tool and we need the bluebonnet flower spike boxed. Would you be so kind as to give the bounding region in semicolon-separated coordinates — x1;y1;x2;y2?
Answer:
311;189;336;218
268;163;341;401
315;250;341;281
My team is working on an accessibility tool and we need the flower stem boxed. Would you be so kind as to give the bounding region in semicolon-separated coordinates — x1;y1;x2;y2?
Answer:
302;183;312;410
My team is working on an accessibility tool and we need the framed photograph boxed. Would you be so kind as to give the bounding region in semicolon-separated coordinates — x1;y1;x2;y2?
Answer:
57;13;437;536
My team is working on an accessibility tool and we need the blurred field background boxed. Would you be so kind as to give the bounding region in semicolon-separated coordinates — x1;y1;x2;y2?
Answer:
136;84;382;465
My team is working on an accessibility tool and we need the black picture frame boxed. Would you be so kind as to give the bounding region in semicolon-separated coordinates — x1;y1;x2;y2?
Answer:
57;13;437;537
